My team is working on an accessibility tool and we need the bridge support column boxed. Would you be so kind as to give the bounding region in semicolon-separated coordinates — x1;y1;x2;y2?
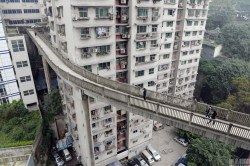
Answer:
42;56;51;92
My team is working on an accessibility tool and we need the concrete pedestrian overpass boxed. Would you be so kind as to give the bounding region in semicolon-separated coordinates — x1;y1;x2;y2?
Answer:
27;29;250;150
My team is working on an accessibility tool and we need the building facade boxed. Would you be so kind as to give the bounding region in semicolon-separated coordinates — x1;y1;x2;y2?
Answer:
0;15;38;108
0;0;44;26
45;0;211;165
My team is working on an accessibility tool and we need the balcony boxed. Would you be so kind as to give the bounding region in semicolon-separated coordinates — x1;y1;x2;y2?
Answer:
116;14;129;24
136;33;148;40
117;114;127;122
96;51;110;57
117;131;126;140
116;77;127;83
105;144;115;151
152;15;160;21
116;59;127;70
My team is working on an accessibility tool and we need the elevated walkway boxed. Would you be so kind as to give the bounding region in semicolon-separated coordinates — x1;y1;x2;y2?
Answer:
27;29;250;150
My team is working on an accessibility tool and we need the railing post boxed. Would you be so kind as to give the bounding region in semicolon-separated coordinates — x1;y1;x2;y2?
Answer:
156;104;160;114
102;87;105;97
226;109;231;121
227;123;233;135
189;113;194;125
127;95;130;106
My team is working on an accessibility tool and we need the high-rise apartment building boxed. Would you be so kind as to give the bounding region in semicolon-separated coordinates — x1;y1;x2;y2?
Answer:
0;15;38;108
44;0;210;165
0;0;44;26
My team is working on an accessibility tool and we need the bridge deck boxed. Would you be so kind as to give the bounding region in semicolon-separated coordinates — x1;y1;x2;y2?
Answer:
27;29;250;149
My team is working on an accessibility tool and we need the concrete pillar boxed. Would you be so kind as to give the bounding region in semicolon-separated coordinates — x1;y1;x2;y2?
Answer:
42;56;51;92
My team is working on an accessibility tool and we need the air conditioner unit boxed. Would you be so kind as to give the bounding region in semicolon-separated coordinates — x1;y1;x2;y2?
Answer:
120;48;126;54
122;34;127;38
121;15;127;21
109;14;114;20
92;48;98;53
121;0;126;4
72;16;78;21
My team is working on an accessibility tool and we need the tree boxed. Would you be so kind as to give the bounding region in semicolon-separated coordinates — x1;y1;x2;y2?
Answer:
219;24;250;61
186;137;234;166
218;76;250;113
206;7;235;30
43;89;62;122
195;58;250;104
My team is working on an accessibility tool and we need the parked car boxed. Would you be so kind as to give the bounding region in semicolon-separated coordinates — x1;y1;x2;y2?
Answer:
63;149;72;161
128;159;140;166
141;150;155;166
135;156;149;166
174;137;189;147
153;123;164;131
53;153;65;166
175;154;188;166
146;146;161;161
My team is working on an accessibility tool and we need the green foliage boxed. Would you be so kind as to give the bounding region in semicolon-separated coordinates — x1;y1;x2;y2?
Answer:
43;89;62;123
0;100;41;146
218;24;250;61
0;141;34;148
195;58;250;104
177;129;200;140
186;137;234;166
206;7;235;30
218;77;250;113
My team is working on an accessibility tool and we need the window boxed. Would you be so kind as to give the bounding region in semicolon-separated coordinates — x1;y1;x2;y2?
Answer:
168;9;175;16
20;76;31;82
201;21;204;26
135;70;144;77
79;7;88;18
22;0;38;2
0;0;20;2
136;56;145;63
199;31;203;35
152;25;158;32
183;52;188;56
167;21;173;27
136;42;146;50
189;50;194;54
163;54;170;59
138;8;148;17
194;21;198;26
92;123;96;128
2;9;22;14
84;65;92;72
23;9;39;13
98;45;110;53
152;8;159;17
0;85;6;97
196;50;200;53
164;43;171;49
80;28;89;37
98;62;110;70
158;64;169;71
165;33;172;38
181;61;186;65
193;31;197;36
96;27;109;37
133;140;138;144
149;68;154;74
187;21;192;26
133;130;138;133
11;40;25;52
16;61;28;68
136;84;143;88
137;26;147;33
185;32;191;36
23;89;34;96
96;7;109;18
148;81;155;87
195;58;198;62
150;54;156;61
150;40;157;47
188;59;192;63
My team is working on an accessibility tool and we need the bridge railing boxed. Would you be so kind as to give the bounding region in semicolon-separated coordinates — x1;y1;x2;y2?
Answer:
28;31;250;142
29;29;250;128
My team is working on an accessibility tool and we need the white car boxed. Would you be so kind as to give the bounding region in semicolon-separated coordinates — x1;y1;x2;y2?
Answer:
135;157;149;166
174;137;189;147
147;146;161;161
53;153;65;166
